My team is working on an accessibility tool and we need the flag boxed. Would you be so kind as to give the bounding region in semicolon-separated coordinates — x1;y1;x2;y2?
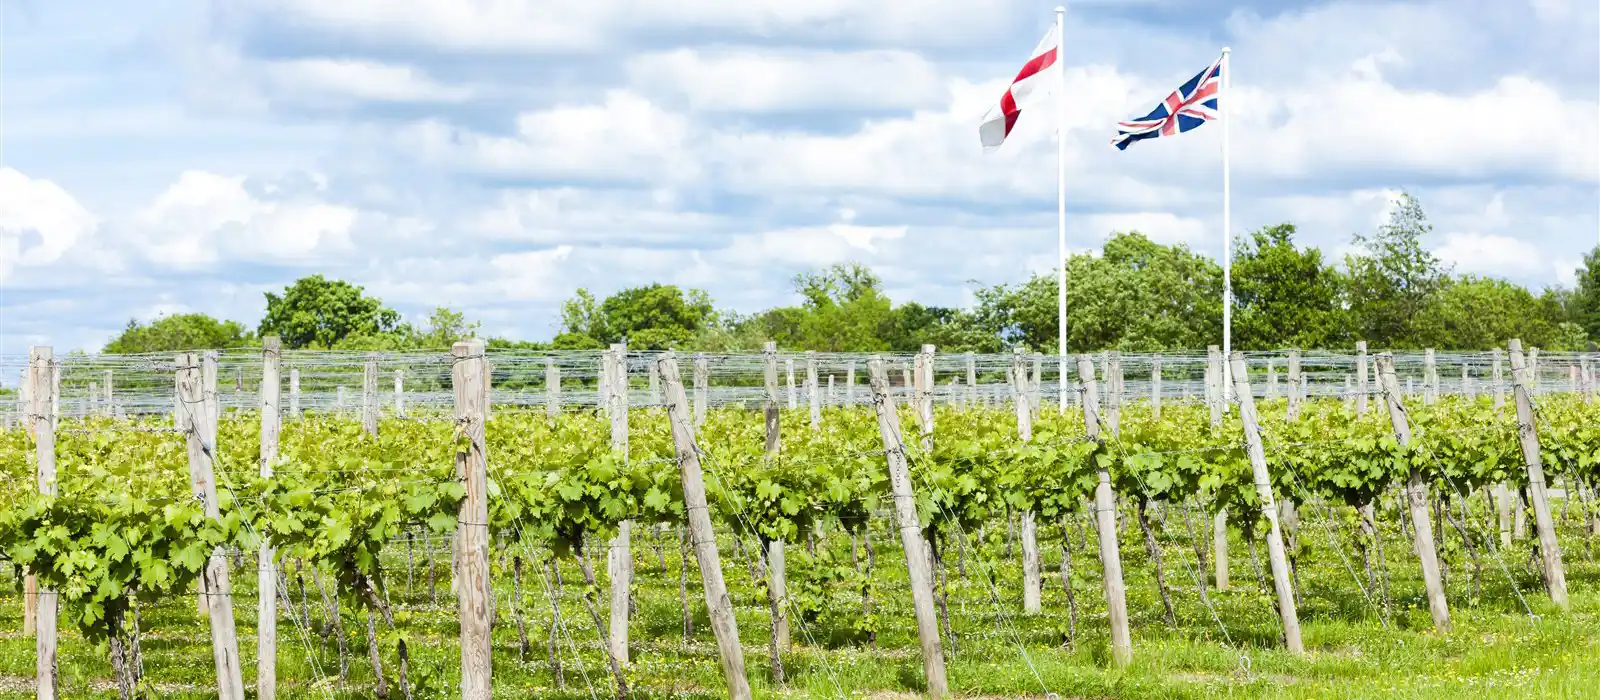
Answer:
1112;54;1223;150
978;24;1060;151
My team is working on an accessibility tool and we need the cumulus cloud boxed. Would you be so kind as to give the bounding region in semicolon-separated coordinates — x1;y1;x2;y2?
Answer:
229;0;1028;52
398;91;697;183
0;168;102;282
627;48;947;113
127;171;359;268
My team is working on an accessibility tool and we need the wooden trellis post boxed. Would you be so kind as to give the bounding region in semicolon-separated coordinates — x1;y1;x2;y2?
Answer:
29;347;58;700
1375;353;1451;632
452;340;492;699
607;343;633;666
546;357;561;417
178;352;245;699
1079;354;1131;666
1508;339;1569;609
865;359;949;697
1229;352;1304;654
258;338;282;700
693;355;709;426
656;353;752;700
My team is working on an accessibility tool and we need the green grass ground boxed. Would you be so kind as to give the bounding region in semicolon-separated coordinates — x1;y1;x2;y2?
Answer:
0;502;1596;699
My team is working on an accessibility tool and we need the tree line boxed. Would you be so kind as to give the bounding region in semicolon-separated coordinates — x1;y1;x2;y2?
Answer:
103;193;1600;355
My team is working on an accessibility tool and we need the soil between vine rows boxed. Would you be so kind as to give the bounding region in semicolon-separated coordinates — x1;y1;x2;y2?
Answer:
1;497;1596;699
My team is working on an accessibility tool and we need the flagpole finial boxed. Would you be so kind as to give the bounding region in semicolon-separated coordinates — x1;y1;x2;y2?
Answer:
1222;46;1232;55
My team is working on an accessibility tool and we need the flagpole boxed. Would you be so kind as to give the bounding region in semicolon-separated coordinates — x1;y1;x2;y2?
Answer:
1055;5;1068;413
1221;46;1232;402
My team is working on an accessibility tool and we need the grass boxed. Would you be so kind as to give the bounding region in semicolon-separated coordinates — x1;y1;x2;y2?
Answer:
0;499;1596;699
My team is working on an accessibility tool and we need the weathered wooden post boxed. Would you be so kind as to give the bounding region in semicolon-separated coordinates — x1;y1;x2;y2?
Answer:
607;344;633;667
786;357;797;410
1229;352;1304;654
1375;353;1451;632
258;338;282;700
1079;354;1132;666
965;354;977;410
761;342;788;652
362;354;379;436
1356;341;1369;414
865;359;949;697
452;340;492;699
1508;339;1569;609
656;353;752;699
546;357;561;418
394;369;405;418
1013;353;1042;614
29;348;58;699
288;368;301;418
1208;345;1228;591
806;351;821;430
178;352;245;699
693;355;709;427
1151;356;1163;418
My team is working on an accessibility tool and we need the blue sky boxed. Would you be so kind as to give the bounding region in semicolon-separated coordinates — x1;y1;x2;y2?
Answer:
1;0;1597;356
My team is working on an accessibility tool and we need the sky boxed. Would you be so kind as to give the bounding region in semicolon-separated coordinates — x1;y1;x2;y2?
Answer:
1;0;1597;358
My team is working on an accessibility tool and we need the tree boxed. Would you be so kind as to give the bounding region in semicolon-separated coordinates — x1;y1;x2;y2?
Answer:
1231;223;1345;350
553;284;716;350
103;313;254;353
1343;192;1449;347
1002;232;1223;352
1416;276;1562;349
1568;247;1600;341
790;263;896;352
259;275;402;349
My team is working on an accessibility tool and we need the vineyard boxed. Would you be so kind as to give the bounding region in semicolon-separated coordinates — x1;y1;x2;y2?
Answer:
0;342;1598;699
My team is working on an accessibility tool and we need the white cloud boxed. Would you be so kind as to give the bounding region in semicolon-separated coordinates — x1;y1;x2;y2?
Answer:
0;168;101;281
1435;232;1545;276
1233;72;1599;182
129;171;358;267
627;48;946;113
241;0;1026;52
400;91;696;183
261;58;473;104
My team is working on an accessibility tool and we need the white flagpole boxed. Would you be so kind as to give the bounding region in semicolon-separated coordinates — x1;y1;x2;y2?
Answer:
1221;46;1232;402
1056;5;1068;413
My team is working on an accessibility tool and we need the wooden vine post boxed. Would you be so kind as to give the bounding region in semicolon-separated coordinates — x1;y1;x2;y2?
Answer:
1012;351;1043;614
394;369;405;418
1356;341;1369;414
693;355;709;426
607;344;634;666
1508;339;1569;609
1228;352;1305;654
965;354;977;409
29;347;58;699
1208;345;1229;591
1151;356;1162;418
761;342;789;653
656;353;752;699
288;368;300;418
362;354;379;435
258;338;282;700
1079;354;1132;666
452;340;493;698
177;352;245;699
1286;351;1302;420
546;357;561;417
865;359;950;697
1374;353;1451;632
807;351;821;429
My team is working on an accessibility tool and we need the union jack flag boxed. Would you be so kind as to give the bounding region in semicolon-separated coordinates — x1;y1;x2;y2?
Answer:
1113;54;1223;150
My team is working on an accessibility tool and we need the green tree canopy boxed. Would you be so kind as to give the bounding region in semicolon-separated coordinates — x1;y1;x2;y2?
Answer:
1232;223;1346;350
999;232;1223;352
553;283;717;350
1344;192;1449;347
102;313;254;353
259;275;402;349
